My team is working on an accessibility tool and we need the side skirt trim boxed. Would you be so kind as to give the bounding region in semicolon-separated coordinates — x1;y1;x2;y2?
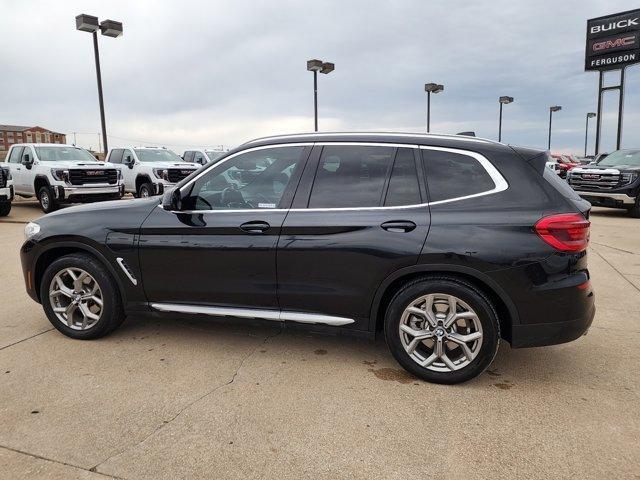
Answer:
149;303;355;327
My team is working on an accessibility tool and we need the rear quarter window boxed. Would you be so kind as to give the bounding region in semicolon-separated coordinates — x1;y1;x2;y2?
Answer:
422;149;496;202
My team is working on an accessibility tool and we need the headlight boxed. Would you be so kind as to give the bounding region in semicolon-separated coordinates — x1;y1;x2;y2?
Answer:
621;172;638;184
24;222;40;240
117;169;122;181
51;169;70;182
153;168;169;181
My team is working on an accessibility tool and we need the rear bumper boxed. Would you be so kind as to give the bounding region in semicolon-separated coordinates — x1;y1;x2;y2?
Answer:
511;301;595;347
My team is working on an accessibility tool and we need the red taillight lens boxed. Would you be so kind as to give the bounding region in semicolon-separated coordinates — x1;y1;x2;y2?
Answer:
534;213;590;252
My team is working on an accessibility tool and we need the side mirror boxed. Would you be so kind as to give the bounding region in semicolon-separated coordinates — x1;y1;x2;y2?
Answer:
162;187;182;211
23;154;33;169
124;156;134;168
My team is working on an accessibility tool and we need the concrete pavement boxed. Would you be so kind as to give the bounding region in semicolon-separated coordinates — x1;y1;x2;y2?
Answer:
0;202;638;479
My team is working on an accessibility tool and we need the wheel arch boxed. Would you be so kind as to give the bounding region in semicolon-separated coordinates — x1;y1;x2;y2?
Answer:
370;264;519;343
34;175;51;193
135;174;152;192
33;241;127;306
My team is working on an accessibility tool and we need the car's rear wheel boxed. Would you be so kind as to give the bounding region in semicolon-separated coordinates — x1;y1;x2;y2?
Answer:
384;277;500;384
0;201;10;217
40;254;125;339
38;186;58;213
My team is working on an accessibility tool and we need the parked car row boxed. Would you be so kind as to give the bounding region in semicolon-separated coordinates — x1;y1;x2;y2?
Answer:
1;143;203;212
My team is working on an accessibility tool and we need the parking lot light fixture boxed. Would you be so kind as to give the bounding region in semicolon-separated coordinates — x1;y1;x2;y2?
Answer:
498;96;514;142
76;13;124;156
585;112;596;157
548;105;562;150
424;83;444;133
307;59;335;132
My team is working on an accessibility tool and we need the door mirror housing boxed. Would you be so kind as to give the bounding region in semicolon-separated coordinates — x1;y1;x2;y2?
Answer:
124;156;134;168
22;154;33;169
162;187;182;211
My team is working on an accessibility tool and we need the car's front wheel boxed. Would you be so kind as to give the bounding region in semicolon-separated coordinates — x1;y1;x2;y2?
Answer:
138;182;153;198
0;200;10;217
38;186;58;213
384;277;500;384
40;253;125;339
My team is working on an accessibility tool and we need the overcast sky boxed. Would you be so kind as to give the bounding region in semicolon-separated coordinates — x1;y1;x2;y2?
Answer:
1;0;638;155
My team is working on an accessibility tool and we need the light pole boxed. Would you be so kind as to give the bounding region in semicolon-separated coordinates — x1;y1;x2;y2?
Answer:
424;83;444;133
307;59;334;132
76;14;123;156
548;105;562;150
584;112;596;157
498;96;514;142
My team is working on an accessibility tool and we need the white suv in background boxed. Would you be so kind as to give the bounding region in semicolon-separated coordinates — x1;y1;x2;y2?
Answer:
106;147;199;197
182;149;226;166
3;143;124;213
0;164;14;216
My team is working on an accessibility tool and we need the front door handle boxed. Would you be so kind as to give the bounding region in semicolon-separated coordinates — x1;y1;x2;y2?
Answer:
239;221;270;234
381;220;417;233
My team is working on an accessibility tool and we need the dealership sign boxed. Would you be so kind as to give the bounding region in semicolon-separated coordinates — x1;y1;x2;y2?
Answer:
586;9;640;71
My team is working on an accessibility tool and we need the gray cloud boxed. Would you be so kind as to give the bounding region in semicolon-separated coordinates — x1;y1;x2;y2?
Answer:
1;0;638;154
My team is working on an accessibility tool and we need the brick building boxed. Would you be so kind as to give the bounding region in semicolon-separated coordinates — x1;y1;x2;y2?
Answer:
0;125;66;159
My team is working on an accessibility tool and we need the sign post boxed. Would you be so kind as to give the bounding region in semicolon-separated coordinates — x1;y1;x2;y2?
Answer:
586;9;640;154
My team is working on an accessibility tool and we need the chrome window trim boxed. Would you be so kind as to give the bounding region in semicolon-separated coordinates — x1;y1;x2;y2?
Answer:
150;303;354;326
166;143;507;214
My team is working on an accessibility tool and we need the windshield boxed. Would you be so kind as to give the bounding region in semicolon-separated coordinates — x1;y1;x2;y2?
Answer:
598;149;640;167
34;146;97;162
134;149;182;163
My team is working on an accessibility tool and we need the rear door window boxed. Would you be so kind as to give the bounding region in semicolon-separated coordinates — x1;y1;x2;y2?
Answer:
422;149;495;202
308;145;395;208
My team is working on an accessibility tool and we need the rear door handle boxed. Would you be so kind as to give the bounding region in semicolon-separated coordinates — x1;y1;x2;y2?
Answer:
380;220;417;233
239;221;270;234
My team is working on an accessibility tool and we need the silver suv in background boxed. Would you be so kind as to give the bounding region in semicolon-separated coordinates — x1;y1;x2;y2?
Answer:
183;149;226;166
3;143;124;213
106;147;199;197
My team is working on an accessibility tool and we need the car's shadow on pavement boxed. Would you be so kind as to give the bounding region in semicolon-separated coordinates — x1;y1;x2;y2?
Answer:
105;312;587;389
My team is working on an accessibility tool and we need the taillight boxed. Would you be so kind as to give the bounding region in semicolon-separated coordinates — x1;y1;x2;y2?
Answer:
534;213;590;252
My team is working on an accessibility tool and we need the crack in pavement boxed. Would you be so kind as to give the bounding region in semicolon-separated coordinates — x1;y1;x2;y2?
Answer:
591;242;637;255
592;249;640;294
0;444;124;479
90;327;283;474
0;328;54;352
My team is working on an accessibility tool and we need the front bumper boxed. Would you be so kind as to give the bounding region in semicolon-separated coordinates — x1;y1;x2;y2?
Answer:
0;185;14;201
53;184;125;201
576;191;636;206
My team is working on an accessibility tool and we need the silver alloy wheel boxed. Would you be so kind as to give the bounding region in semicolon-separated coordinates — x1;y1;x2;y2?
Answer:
399;293;483;372
40;190;50;210
49;268;103;330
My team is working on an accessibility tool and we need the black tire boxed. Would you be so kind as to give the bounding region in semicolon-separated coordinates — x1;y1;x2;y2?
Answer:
40;253;125;339
627;196;640;218
38;186;58;213
0;201;10;217
384;276;500;385
138;183;154;198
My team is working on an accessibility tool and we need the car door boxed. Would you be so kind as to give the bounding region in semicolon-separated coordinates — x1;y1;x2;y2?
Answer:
19;146;35;193
276;143;431;330
120;149;136;191
138;144;312;311
5;146;24;193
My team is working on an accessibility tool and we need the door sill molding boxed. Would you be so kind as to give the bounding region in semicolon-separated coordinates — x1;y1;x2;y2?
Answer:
149;303;355;326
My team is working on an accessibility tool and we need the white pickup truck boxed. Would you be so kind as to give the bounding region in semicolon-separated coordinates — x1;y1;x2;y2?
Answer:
105;147;199;197
3;143;124;213
0;164;14;216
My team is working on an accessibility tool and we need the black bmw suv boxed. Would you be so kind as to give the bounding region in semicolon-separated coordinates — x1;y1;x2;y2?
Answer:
20;133;595;384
